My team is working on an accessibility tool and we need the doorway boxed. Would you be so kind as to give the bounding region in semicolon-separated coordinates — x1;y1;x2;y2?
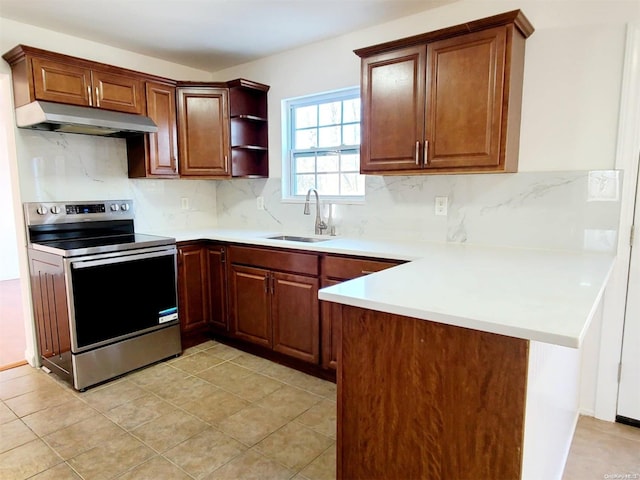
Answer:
0;73;27;370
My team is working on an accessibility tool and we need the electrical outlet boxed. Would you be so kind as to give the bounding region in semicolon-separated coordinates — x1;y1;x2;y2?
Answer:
257;196;265;210
434;196;448;216
181;197;189;210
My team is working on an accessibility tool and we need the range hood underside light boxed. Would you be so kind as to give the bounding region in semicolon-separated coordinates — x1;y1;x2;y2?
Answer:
15;101;158;138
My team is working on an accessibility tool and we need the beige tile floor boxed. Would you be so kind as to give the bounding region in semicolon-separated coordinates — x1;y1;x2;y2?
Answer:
0;340;336;480
0;339;638;479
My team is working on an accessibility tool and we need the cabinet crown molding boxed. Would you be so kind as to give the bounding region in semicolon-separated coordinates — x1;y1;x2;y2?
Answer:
354;9;534;58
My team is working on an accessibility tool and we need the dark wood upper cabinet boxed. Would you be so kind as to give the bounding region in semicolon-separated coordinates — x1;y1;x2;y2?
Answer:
228;79;269;178
176;79;269;179
360;45;426;172
3;45;146;115
3;46;270;181
356;10;534;175
127;80;179;178
176;85;231;178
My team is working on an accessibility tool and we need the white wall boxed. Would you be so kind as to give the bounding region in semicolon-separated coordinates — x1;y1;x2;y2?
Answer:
0;18;212;81
0;75;20;280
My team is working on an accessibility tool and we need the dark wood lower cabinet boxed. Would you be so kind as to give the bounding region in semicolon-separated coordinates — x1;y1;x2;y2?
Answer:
28;250;72;377
320;279;341;370
272;271;319;364
229;264;271;348
320;255;404;370
177;242;228;348
178;242;422;383
337;305;528;479
228;245;320;365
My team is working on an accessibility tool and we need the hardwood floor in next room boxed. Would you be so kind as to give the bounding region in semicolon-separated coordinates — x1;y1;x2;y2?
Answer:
0;340;638;479
0;278;27;370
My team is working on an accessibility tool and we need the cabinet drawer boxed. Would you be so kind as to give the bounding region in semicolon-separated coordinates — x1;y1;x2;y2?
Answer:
322;255;402;280
228;245;319;276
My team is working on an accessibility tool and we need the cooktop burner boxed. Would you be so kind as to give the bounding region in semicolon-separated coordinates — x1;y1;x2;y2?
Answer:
31;232;175;257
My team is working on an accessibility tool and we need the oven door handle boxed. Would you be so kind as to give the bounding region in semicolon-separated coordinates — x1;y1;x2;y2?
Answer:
71;248;176;269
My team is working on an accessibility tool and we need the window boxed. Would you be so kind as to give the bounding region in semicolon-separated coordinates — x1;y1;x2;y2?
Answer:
283;88;364;200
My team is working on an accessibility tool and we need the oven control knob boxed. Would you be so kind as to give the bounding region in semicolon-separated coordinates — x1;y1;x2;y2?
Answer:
50;206;61;214
110;204;120;212
120;203;130;212
36;205;48;215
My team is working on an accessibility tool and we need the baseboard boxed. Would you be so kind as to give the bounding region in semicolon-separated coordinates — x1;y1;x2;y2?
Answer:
0;360;28;371
616;415;640;429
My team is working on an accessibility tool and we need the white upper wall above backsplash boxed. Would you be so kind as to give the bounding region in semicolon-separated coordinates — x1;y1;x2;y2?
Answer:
0;18;213;81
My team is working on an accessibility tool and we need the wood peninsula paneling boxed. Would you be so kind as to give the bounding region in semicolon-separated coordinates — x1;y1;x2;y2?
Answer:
338;305;528;479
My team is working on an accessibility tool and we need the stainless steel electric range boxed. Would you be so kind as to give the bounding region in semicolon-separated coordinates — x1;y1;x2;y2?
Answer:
24;199;181;391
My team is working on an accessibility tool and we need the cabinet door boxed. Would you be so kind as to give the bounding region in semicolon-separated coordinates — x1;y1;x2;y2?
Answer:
321;278;341;370
146;81;178;176
272;271;320;364
31;57;92;107
177;244;210;335
29;255;71;362
360;45;426;173
177;87;230;177
426;27;507;169
207;244;228;332
91;70;145;114
229;264;271;348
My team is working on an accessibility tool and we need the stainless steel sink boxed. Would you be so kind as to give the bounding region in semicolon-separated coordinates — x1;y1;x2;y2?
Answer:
266;235;331;243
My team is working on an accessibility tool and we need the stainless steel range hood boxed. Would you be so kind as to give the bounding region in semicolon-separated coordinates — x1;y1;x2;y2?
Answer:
15;101;158;137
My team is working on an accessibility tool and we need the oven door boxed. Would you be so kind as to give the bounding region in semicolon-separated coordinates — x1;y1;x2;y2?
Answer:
65;246;178;353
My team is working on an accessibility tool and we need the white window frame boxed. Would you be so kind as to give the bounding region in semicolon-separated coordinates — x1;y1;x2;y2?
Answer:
281;87;364;204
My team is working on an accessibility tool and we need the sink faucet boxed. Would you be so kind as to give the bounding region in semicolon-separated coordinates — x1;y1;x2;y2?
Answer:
304;188;328;235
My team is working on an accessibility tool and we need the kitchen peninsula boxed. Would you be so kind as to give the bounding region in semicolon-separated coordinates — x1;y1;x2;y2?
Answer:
166;228;614;480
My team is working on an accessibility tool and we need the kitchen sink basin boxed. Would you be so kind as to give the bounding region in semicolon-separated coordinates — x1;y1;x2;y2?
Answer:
266;235;332;243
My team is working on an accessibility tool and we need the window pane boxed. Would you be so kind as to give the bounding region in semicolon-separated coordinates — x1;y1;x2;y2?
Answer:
317;173;340;196
317;153;339;173
343;98;360;123
295;174;316;195
341;173;365;196
295;105;317;129
342;124;360;146
318;102;341;126
341;153;359;171
295;129;317;149
286;88;363;198
318;126;340;147
294;154;316;173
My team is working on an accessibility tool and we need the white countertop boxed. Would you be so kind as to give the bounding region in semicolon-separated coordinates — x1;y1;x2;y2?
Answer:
159;227;615;348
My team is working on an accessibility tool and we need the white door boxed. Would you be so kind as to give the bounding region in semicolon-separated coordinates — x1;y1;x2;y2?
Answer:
617;24;640;421
618;158;640;423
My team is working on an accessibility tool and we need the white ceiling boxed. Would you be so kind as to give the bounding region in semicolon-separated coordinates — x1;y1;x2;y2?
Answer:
0;0;456;72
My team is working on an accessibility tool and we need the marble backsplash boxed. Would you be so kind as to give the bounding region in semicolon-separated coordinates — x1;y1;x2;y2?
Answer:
13;130;622;253
216;170;622;253
14;130;218;233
